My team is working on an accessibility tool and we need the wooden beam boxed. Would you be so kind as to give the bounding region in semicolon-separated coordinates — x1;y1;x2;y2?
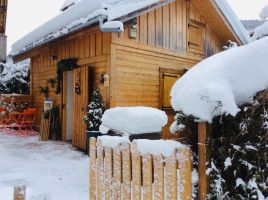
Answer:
198;122;211;200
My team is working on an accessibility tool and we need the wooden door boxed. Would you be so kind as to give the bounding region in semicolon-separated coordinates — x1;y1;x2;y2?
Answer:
160;68;182;139
73;66;89;150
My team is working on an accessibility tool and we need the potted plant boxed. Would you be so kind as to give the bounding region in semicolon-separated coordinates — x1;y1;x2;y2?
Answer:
83;88;105;151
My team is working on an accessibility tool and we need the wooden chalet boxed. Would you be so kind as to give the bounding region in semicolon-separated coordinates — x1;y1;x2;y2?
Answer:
12;0;250;150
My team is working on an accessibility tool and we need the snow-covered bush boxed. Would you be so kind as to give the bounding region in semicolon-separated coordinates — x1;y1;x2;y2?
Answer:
83;89;104;131
207;90;268;199
0;58;30;94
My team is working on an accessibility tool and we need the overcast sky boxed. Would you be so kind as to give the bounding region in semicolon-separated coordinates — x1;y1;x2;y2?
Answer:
6;0;268;53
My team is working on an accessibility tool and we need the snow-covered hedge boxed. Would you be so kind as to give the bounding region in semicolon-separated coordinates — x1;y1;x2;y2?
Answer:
0;58;30;94
99;107;168;135
171;37;268;122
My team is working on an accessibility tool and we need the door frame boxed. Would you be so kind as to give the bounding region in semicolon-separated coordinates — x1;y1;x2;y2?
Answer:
62;71;74;141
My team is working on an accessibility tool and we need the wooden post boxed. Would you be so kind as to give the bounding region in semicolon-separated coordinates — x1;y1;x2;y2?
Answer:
177;147;192;200
96;139;104;200
14;185;26;200
198;122;212;200
153;155;164;200
131;143;142;200
89;138;97;200
166;152;177;200
121;143;131;200
113;145;122;200
142;154;153;200
104;147;113;200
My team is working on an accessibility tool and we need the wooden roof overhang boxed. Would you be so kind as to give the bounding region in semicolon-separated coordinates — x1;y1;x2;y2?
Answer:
192;0;244;45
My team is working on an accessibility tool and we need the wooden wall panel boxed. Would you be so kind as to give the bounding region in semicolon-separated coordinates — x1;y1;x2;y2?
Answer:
112;0;223;58
111;44;199;138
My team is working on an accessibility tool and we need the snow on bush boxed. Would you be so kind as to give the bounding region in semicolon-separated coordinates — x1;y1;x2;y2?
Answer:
260;5;268;20
99;107;168;135
171;37;268;122
252;21;268;40
0;58;30;94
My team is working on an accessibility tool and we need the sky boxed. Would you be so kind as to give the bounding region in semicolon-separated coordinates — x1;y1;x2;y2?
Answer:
5;0;268;53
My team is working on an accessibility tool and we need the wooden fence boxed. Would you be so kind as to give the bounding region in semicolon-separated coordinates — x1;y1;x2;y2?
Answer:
89;138;192;200
14;185;26;200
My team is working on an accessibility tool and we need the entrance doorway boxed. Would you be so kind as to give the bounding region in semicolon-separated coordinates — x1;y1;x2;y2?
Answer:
64;71;74;141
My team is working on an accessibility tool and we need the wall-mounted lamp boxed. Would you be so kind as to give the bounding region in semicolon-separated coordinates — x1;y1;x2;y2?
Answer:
50;55;57;61
100;73;110;87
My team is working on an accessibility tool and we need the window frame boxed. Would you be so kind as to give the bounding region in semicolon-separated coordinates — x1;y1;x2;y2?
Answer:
159;68;184;113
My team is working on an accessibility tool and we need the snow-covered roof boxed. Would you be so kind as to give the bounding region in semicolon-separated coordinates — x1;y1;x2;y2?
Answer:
171;37;268;122
214;0;251;45
11;0;250;56
11;0;168;56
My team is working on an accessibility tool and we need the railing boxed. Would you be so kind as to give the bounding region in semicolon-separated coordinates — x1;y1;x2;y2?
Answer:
89;137;192;200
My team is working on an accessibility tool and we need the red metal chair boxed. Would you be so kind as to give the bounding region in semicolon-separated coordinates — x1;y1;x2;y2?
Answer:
19;109;36;135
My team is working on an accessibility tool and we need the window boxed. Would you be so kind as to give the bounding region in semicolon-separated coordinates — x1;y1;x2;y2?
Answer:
160;69;182;110
187;19;205;55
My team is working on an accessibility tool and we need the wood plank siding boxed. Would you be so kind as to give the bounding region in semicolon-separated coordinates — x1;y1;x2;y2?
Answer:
110;0;224;138
30;27;110;150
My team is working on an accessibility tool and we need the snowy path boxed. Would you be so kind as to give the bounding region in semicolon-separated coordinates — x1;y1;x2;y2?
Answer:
0;134;89;200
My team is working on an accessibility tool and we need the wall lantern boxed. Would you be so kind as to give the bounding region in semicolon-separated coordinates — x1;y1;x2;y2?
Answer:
100;74;110;87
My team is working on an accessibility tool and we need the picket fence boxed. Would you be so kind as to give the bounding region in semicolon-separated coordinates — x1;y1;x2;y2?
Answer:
89;137;192;200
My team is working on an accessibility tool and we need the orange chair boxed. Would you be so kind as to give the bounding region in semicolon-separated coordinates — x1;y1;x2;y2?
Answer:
19;109;36;135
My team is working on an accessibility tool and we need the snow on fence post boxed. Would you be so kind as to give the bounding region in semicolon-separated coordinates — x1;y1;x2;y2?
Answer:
14;185;26;200
89;138;97;200
89;137;192;200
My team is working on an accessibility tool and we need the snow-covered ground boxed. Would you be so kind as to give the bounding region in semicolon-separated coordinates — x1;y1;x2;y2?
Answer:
0;134;89;200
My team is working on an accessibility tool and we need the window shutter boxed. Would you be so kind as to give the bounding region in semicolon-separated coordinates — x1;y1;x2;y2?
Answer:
188;20;205;55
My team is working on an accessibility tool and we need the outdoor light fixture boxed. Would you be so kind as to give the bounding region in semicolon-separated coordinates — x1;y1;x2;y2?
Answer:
50;55;57;61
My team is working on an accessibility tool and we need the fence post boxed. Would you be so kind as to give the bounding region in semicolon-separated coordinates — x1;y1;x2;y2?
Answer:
121;143;131;200
178;147;192;200
14;185;26;200
198;122;212;200
166;151;177;200
113;145;122;200
142;154;153;200
96;138;104;200
104;147;112;199
89;138;97;200
153;155;164;200
131;142;142;200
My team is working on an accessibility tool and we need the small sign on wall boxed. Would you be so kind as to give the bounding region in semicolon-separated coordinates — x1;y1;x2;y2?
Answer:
44;98;53;112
